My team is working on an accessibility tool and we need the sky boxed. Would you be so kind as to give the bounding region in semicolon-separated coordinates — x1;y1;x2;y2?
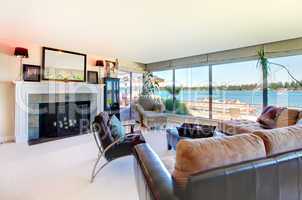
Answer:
154;54;302;87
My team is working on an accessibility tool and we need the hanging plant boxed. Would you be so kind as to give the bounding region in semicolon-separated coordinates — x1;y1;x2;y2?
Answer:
257;48;270;78
257;48;302;86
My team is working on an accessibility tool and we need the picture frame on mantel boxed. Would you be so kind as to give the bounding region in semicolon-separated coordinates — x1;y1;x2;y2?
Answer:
42;47;87;82
105;60;118;78
23;64;41;82
87;71;98;84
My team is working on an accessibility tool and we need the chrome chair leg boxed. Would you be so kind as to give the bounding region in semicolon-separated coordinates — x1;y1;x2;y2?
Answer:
90;152;105;183
90;161;111;183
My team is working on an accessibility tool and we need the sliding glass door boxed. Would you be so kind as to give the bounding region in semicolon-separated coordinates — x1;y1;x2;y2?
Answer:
212;61;262;120
118;71;143;121
175;66;209;117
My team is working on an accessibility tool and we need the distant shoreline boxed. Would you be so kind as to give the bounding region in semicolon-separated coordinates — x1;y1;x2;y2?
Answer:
159;88;302;92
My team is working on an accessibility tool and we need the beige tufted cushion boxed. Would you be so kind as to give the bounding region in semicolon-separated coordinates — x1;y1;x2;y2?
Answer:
253;125;302;156
172;134;266;187
217;120;265;135
275;108;300;128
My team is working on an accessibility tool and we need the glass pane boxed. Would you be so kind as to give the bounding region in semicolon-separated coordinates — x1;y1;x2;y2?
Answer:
132;72;143;102
175;66;209;117
268;55;302;109
118;71;131;120
212;61;262;120
153;70;173;113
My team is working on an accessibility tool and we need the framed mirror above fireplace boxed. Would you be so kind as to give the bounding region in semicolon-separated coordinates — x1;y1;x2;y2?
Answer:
42;47;87;82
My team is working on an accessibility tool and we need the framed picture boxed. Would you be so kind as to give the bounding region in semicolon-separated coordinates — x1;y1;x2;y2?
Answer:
87;71;98;84
23;64;41;82
105;60;117;77
42;47;87;82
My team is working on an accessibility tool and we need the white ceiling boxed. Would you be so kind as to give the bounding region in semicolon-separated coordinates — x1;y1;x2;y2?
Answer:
1;0;302;63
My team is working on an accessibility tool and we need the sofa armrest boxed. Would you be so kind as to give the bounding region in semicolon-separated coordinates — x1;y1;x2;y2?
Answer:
134;103;145;115
133;144;180;200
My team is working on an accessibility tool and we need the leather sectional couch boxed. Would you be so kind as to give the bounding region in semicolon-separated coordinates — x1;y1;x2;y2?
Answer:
134;122;302;200
217;107;302;135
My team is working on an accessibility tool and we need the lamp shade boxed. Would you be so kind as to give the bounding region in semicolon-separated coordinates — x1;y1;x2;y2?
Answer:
96;60;104;67
14;47;29;58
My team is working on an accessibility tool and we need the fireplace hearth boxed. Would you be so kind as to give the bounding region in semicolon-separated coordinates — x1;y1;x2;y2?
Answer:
29;101;91;145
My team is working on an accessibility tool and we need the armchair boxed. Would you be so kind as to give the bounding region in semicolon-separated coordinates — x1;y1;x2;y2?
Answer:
90;112;145;183
132;95;167;129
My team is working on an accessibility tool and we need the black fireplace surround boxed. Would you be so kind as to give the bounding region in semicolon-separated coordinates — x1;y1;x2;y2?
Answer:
30;101;90;144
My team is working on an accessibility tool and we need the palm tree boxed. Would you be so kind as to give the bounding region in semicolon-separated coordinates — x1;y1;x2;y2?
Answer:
164;86;182;96
142;72;159;95
257;49;270;107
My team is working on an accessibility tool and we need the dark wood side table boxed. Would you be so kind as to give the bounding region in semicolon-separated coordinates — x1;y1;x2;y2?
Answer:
122;120;137;133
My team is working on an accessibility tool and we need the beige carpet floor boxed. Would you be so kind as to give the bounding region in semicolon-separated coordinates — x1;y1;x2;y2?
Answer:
0;130;169;200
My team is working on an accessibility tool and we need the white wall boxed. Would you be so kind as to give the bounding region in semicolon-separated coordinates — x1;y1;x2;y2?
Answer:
0;40;145;143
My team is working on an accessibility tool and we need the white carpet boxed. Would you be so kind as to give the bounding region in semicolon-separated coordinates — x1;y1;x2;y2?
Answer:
0;130;169;200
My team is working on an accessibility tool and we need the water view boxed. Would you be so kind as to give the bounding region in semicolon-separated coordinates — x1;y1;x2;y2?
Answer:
158;89;302;108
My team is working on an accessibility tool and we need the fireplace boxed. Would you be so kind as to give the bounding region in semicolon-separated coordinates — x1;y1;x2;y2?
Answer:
14;82;103;144
27;101;91;144
40;100;90;136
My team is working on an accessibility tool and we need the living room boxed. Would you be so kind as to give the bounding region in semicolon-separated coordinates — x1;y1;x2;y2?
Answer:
1;0;302;200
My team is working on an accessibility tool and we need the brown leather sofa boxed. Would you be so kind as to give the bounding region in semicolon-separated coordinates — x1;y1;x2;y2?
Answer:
134;124;302;200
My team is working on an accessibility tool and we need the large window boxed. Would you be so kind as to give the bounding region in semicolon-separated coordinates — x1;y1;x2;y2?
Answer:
268;55;302;109
150;53;302;120
118;71;143;121
212;61;262;120
118;71;131;109
153;70;174;112
175;66;209;117
132;72;143;102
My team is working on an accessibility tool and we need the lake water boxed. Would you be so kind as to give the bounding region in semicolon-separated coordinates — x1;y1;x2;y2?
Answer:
158;90;302;108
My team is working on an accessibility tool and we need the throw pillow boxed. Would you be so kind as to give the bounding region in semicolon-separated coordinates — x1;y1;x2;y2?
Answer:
110;115;125;140
275;108;300;128
257;106;283;129
297;119;302;126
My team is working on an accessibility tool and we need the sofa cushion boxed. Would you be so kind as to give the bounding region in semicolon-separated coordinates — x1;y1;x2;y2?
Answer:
253;125;302;156
298;112;302;121
275;108;300;128
257;106;283;129
217;119;264;135
172;134;266;187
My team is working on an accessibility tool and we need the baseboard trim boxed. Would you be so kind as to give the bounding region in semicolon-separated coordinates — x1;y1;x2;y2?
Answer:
0;135;15;144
